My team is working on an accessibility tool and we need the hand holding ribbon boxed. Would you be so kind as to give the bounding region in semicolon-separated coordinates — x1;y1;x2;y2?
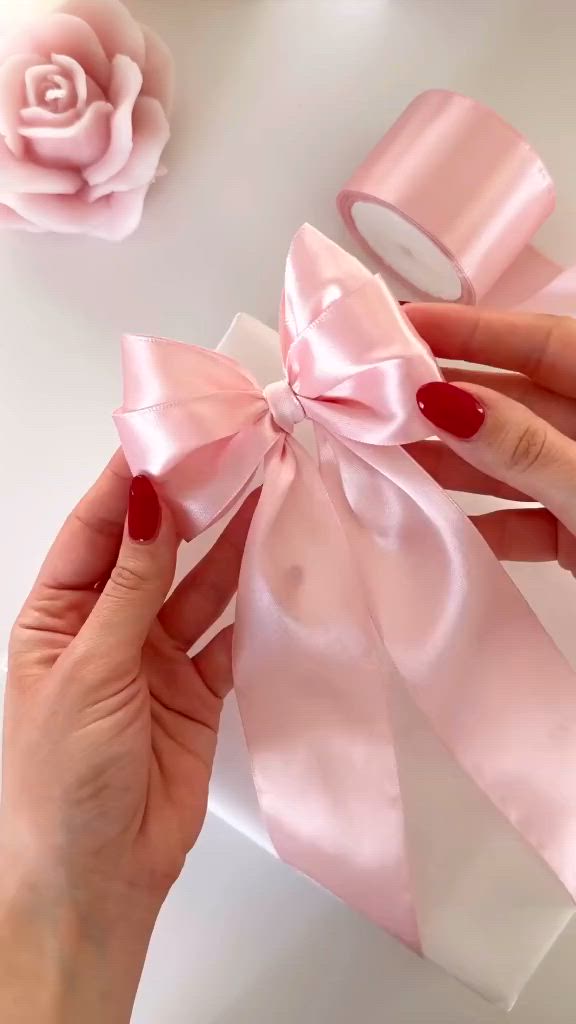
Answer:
115;224;576;951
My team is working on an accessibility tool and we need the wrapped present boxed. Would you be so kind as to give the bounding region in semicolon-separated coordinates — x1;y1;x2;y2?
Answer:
115;225;576;1008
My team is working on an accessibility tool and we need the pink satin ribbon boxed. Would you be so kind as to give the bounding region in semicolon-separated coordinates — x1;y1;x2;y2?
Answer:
115;224;576;951
338;89;576;313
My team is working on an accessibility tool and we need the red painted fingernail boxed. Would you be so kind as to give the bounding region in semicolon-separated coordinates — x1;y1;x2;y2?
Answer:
128;475;161;543
416;382;486;439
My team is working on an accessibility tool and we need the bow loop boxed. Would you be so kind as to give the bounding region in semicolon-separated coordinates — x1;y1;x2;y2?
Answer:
115;329;279;538
281;223;372;355
120;332;257;411
279;226;443;446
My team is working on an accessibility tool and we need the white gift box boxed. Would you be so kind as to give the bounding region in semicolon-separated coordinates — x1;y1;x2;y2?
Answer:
200;312;576;1010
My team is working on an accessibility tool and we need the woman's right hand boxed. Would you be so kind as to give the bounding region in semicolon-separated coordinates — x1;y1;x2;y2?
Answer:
405;304;576;571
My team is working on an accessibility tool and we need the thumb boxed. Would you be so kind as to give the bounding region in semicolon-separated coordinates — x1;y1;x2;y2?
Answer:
416;381;576;535
83;475;178;655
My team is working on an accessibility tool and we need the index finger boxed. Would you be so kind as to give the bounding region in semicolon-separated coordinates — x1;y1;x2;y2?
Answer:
33;449;131;593
407;304;576;398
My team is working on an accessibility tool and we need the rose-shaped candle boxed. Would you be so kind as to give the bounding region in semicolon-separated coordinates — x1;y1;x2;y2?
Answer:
0;0;173;239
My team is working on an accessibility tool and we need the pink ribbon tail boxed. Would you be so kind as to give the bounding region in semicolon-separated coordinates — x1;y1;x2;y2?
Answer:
233;438;420;949
317;432;576;897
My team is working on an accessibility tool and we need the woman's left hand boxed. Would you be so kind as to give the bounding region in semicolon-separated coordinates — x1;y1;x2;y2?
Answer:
0;453;256;1023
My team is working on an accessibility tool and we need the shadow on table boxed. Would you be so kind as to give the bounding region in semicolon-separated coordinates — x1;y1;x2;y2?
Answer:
135;814;494;1024
210;903;576;1024
135;810;576;1024
209;905;493;1024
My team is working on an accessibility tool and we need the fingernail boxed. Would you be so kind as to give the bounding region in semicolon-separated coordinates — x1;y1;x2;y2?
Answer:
416;382;486;439
128;475;161;543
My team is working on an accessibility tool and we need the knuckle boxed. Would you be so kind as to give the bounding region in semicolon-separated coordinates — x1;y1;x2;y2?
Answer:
504;421;550;474
554;315;576;340
527;315;574;379
63;638;98;676
107;561;150;598
557;523;576;576
63;638;132;688
461;312;484;361
67;506;122;542
545;314;576;345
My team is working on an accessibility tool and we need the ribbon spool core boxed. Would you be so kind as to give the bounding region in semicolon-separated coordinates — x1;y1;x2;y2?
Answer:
351;201;463;301
338;90;557;307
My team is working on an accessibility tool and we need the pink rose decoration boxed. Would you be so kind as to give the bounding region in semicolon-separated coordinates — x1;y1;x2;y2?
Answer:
0;0;173;240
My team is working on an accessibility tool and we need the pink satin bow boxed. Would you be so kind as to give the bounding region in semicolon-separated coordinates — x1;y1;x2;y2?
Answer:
115;224;576;950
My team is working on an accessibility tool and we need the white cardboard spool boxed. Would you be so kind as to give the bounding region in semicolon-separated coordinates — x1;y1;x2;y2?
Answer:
351;201;463;301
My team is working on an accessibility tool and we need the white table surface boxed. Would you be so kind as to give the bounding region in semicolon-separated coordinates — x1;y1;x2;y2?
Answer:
3;0;576;1019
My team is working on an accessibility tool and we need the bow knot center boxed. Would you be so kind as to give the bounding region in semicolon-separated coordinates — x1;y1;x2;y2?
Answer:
264;379;306;434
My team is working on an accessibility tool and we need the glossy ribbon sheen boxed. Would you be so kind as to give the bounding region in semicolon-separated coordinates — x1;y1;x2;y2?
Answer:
115;225;576;951
338;89;576;313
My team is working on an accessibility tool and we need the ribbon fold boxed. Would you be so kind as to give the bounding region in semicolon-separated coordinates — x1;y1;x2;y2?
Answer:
115;224;576;951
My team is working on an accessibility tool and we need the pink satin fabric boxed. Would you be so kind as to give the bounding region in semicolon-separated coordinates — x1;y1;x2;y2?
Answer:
115;224;576;950
338;89;576;313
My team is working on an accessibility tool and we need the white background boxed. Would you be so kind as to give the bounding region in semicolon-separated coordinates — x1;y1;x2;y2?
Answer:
3;0;576;1020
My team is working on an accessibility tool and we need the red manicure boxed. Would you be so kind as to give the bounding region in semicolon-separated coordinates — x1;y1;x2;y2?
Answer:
416;382;485;439
128;475;161;543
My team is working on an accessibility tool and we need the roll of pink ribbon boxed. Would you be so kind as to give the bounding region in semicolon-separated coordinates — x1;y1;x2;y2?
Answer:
338;89;576;314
